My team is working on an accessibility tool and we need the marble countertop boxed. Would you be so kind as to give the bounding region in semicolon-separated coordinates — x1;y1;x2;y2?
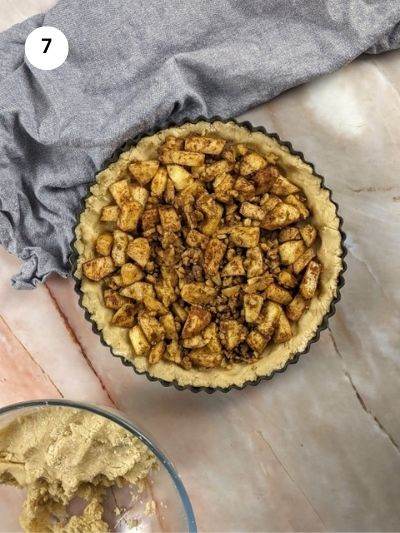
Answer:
0;2;400;531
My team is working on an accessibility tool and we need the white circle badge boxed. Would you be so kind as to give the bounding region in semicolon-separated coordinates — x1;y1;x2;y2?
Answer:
25;26;68;70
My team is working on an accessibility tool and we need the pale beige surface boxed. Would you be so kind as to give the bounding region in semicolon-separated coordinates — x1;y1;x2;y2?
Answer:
0;3;400;532
75;120;343;389
0;406;156;532
0;0;56;32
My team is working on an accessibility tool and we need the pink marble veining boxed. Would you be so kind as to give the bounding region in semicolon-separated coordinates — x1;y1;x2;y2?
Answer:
0;3;400;532
0;315;59;402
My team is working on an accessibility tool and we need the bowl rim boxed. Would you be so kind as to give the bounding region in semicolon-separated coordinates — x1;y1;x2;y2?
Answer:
0;398;197;533
70;115;347;393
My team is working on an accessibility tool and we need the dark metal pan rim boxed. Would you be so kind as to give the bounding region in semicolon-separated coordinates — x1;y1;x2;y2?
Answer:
70;115;347;394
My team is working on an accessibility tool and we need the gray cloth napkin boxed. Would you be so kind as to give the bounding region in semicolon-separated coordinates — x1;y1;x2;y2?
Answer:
1;0;399;289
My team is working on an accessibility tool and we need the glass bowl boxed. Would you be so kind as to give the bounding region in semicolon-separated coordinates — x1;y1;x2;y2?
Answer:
0;399;196;533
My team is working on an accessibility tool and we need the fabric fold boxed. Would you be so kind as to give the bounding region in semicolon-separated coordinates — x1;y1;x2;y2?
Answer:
0;0;399;288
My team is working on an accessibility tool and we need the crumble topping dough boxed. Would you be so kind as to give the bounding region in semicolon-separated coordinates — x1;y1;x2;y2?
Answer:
0;407;156;532
74;121;342;388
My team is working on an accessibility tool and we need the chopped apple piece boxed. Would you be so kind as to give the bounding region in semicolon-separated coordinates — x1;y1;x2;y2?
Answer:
230;227;260;248
261;203;301;230
82;256;115;281
277;270;298;288
234;176;255;200
300;260;321;299
130;182;149;206
159;206;181;232
254;166;278;194
129;325;150;356
257;302;281;341
111;303;136;328
221;256;246;277
143;295;168;315
162;136;184;150
246;330;268;354
142;207;159;231
204;238;226;276
127;238;151;268
160;149;205;167
103;289;129;310
185;136;226;155
100;205;119;222
180;283;216;305
95;233;113;256
166;164;193;190
273;311;293;343
239;202;265;221
270;176;300;196
164;340;182;364
160;313;178;340
285;194;309;219
120;263;144;285
189;324;222;368
245;247;264;278
111;230;129;266
148;341;165;364
240;152;267;176
244;294;264;323
292;247;316;274
220;319;247;350
265;283;293;305
214;173;235;204
286;293;309;321
129;160;159;185
151;166;168;197
203;160;233;180
278;240;306;265
278;227;301;243
117;200;143;232
300;224;317;247
138;312;165;345
120;281;155;301
186;229;209;249
109;179;131;206
182;307;212;339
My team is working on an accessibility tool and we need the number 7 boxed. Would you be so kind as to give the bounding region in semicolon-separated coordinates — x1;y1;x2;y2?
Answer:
41;38;52;53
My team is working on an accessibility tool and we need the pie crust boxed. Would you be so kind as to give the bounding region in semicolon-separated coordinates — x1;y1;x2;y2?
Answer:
73;120;344;390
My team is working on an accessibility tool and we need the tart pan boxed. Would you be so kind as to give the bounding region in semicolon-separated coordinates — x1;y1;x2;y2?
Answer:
71;116;347;393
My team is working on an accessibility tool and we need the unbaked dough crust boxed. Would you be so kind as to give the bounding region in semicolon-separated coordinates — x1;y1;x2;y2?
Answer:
0;407;156;532
74;121;343;389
